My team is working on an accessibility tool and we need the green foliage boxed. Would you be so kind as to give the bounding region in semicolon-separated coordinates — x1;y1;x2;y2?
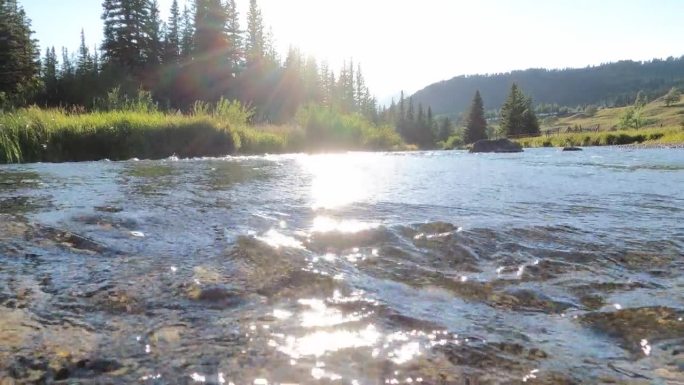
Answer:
0;102;267;163
0;0;40;105
500;84;540;137
663;87;681;107
0;102;406;163
436;117;454;143
442;135;465;150
296;105;402;151
584;105;598;116
634;90;648;108
393;93;436;148
517;126;682;148
464;91;487;143
619;107;644;129
93;87;158;113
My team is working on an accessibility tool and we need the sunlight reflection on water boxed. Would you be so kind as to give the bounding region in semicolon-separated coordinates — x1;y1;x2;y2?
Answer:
311;216;379;233
299;153;376;210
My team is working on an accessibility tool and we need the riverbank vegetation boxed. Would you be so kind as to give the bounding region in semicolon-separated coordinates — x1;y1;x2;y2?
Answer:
0;0;431;163
517;91;684;147
516;126;684;148
0;101;403;163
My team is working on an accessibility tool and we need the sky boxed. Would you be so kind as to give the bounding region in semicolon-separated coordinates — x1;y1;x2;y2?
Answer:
21;0;684;103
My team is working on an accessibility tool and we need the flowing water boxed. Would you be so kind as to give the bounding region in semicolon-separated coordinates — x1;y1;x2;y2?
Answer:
1;148;683;384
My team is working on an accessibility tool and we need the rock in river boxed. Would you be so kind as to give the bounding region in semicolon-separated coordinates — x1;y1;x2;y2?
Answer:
469;138;523;153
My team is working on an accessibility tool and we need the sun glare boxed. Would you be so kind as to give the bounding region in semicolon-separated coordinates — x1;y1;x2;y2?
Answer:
299;153;372;210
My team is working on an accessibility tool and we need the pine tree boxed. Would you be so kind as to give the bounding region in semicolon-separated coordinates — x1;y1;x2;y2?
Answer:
500;84;539;137
0;0;41;103
521;95;540;135
225;0;242;72
245;0;265;66
163;0;181;64
464;90;487;143
41;47;59;104
145;0;163;66
437;117;453;142
180;4;194;58
101;0;152;70
77;29;93;75
192;0;233;101
406;97;414;122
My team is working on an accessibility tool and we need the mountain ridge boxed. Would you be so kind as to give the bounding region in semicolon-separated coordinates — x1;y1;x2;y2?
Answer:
410;56;684;117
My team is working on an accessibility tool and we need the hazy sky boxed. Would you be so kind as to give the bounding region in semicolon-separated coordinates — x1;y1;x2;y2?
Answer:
22;0;684;101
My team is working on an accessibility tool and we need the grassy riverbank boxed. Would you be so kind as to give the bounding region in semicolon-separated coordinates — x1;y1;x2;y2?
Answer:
516;126;684;148
0;105;403;163
517;95;684;148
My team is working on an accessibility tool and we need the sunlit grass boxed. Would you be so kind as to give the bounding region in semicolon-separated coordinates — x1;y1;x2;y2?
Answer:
516;126;684;148
0;105;403;163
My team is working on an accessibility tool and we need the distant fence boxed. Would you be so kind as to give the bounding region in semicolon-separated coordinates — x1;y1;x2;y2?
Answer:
501;125;601;140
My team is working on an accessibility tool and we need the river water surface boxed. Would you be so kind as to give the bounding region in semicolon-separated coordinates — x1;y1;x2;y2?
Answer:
1;148;683;384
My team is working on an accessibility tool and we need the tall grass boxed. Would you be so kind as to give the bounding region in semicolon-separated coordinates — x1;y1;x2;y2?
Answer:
0;101;404;163
0;107;242;162
516;126;684;148
296;105;403;151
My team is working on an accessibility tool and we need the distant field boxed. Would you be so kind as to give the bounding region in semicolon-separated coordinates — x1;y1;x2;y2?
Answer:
517;95;684;147
517;126;684;148
543;95;684;132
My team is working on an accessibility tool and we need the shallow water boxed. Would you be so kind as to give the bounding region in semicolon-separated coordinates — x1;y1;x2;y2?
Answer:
1;148;683;384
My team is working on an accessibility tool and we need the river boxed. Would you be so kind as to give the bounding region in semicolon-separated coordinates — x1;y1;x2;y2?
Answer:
1;148;683;384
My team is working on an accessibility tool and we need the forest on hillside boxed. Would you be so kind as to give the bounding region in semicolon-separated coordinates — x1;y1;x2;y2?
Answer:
412;58;684;117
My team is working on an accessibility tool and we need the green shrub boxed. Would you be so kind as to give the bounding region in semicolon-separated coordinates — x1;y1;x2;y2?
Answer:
295;105;401;151
443;135;464;150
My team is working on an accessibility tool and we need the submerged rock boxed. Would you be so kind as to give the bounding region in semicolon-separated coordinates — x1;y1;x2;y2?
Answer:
186;284;244;307
94;205;123;213
579;307;684;354
469;139;523;153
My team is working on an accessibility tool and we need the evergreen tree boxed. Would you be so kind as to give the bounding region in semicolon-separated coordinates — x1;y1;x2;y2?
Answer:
163;0;181;64
500;84;538;137
77;29;93;75
406;97;414;122
101;0;151;71
464;90;487;143
521;95;540;135
245;0;264;65
437;117;453;142
145;0;163;66
41;47;59;105
180;4;194;58
225;0;242;72
190;0;235;101
0;0;41;103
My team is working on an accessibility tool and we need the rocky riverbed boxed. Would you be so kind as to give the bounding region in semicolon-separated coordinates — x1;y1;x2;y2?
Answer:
1;148;683;384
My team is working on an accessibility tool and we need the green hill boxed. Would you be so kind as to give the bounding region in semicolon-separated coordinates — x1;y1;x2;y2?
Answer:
412;57;684;117
515;94;684;147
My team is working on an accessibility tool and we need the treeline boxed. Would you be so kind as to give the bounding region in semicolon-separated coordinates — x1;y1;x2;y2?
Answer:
1;0;446;149
2;0;380;124
462;84;540;144
412;57;684;117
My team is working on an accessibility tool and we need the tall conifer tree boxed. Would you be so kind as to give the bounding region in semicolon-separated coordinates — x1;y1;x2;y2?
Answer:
464;90;487;143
